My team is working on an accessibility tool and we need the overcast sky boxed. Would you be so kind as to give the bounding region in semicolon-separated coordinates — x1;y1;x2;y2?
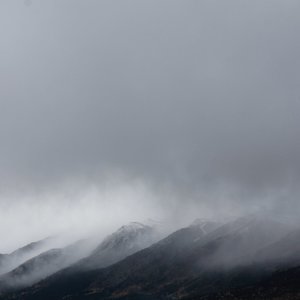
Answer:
1;0;300;251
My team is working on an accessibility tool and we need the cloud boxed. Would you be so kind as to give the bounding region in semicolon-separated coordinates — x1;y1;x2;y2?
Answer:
0;0;300;248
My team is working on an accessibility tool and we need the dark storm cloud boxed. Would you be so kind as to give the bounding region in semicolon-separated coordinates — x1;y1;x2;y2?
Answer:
0;0;300;201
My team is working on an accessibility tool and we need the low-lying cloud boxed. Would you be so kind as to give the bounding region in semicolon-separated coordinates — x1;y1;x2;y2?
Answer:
0;0;300;251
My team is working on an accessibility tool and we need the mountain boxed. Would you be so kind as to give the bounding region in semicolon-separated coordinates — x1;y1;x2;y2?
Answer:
190;215;291;268
0;239;95;293
0;238;58;276
0;221;159;296
0;216;298;300
208;265;300;300
0;219;220;299
254;227;300;267
78;222;160;270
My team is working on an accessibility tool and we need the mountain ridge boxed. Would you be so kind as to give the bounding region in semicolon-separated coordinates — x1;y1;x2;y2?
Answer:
0;216;299;300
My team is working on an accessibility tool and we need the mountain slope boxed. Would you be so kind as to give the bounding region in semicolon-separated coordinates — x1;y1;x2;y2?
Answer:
0;238;58;276
209;266;300;300
0;217;296;300
78;222;159;270
0;222;158;293
254;228;300;267
0;220;220;300
0;221;161;297
0;239;95;293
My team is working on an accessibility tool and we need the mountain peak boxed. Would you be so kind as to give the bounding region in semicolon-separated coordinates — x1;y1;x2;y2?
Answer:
99;222;154;251
76;221;158;270
117;222;150;233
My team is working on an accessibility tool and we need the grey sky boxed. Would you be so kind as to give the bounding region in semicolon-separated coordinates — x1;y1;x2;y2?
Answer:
0;1;300;250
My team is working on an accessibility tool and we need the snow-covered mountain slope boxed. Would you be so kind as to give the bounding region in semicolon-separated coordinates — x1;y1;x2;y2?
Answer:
75;221;160;270
96;222;155;251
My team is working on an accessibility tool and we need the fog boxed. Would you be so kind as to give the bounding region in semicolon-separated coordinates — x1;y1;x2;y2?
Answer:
1;1;300;252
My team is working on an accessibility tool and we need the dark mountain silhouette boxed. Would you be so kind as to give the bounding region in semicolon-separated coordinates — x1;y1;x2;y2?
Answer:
208;266;300;300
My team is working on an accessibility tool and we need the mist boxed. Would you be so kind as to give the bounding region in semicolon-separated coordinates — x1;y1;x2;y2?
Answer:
1;0;300;254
